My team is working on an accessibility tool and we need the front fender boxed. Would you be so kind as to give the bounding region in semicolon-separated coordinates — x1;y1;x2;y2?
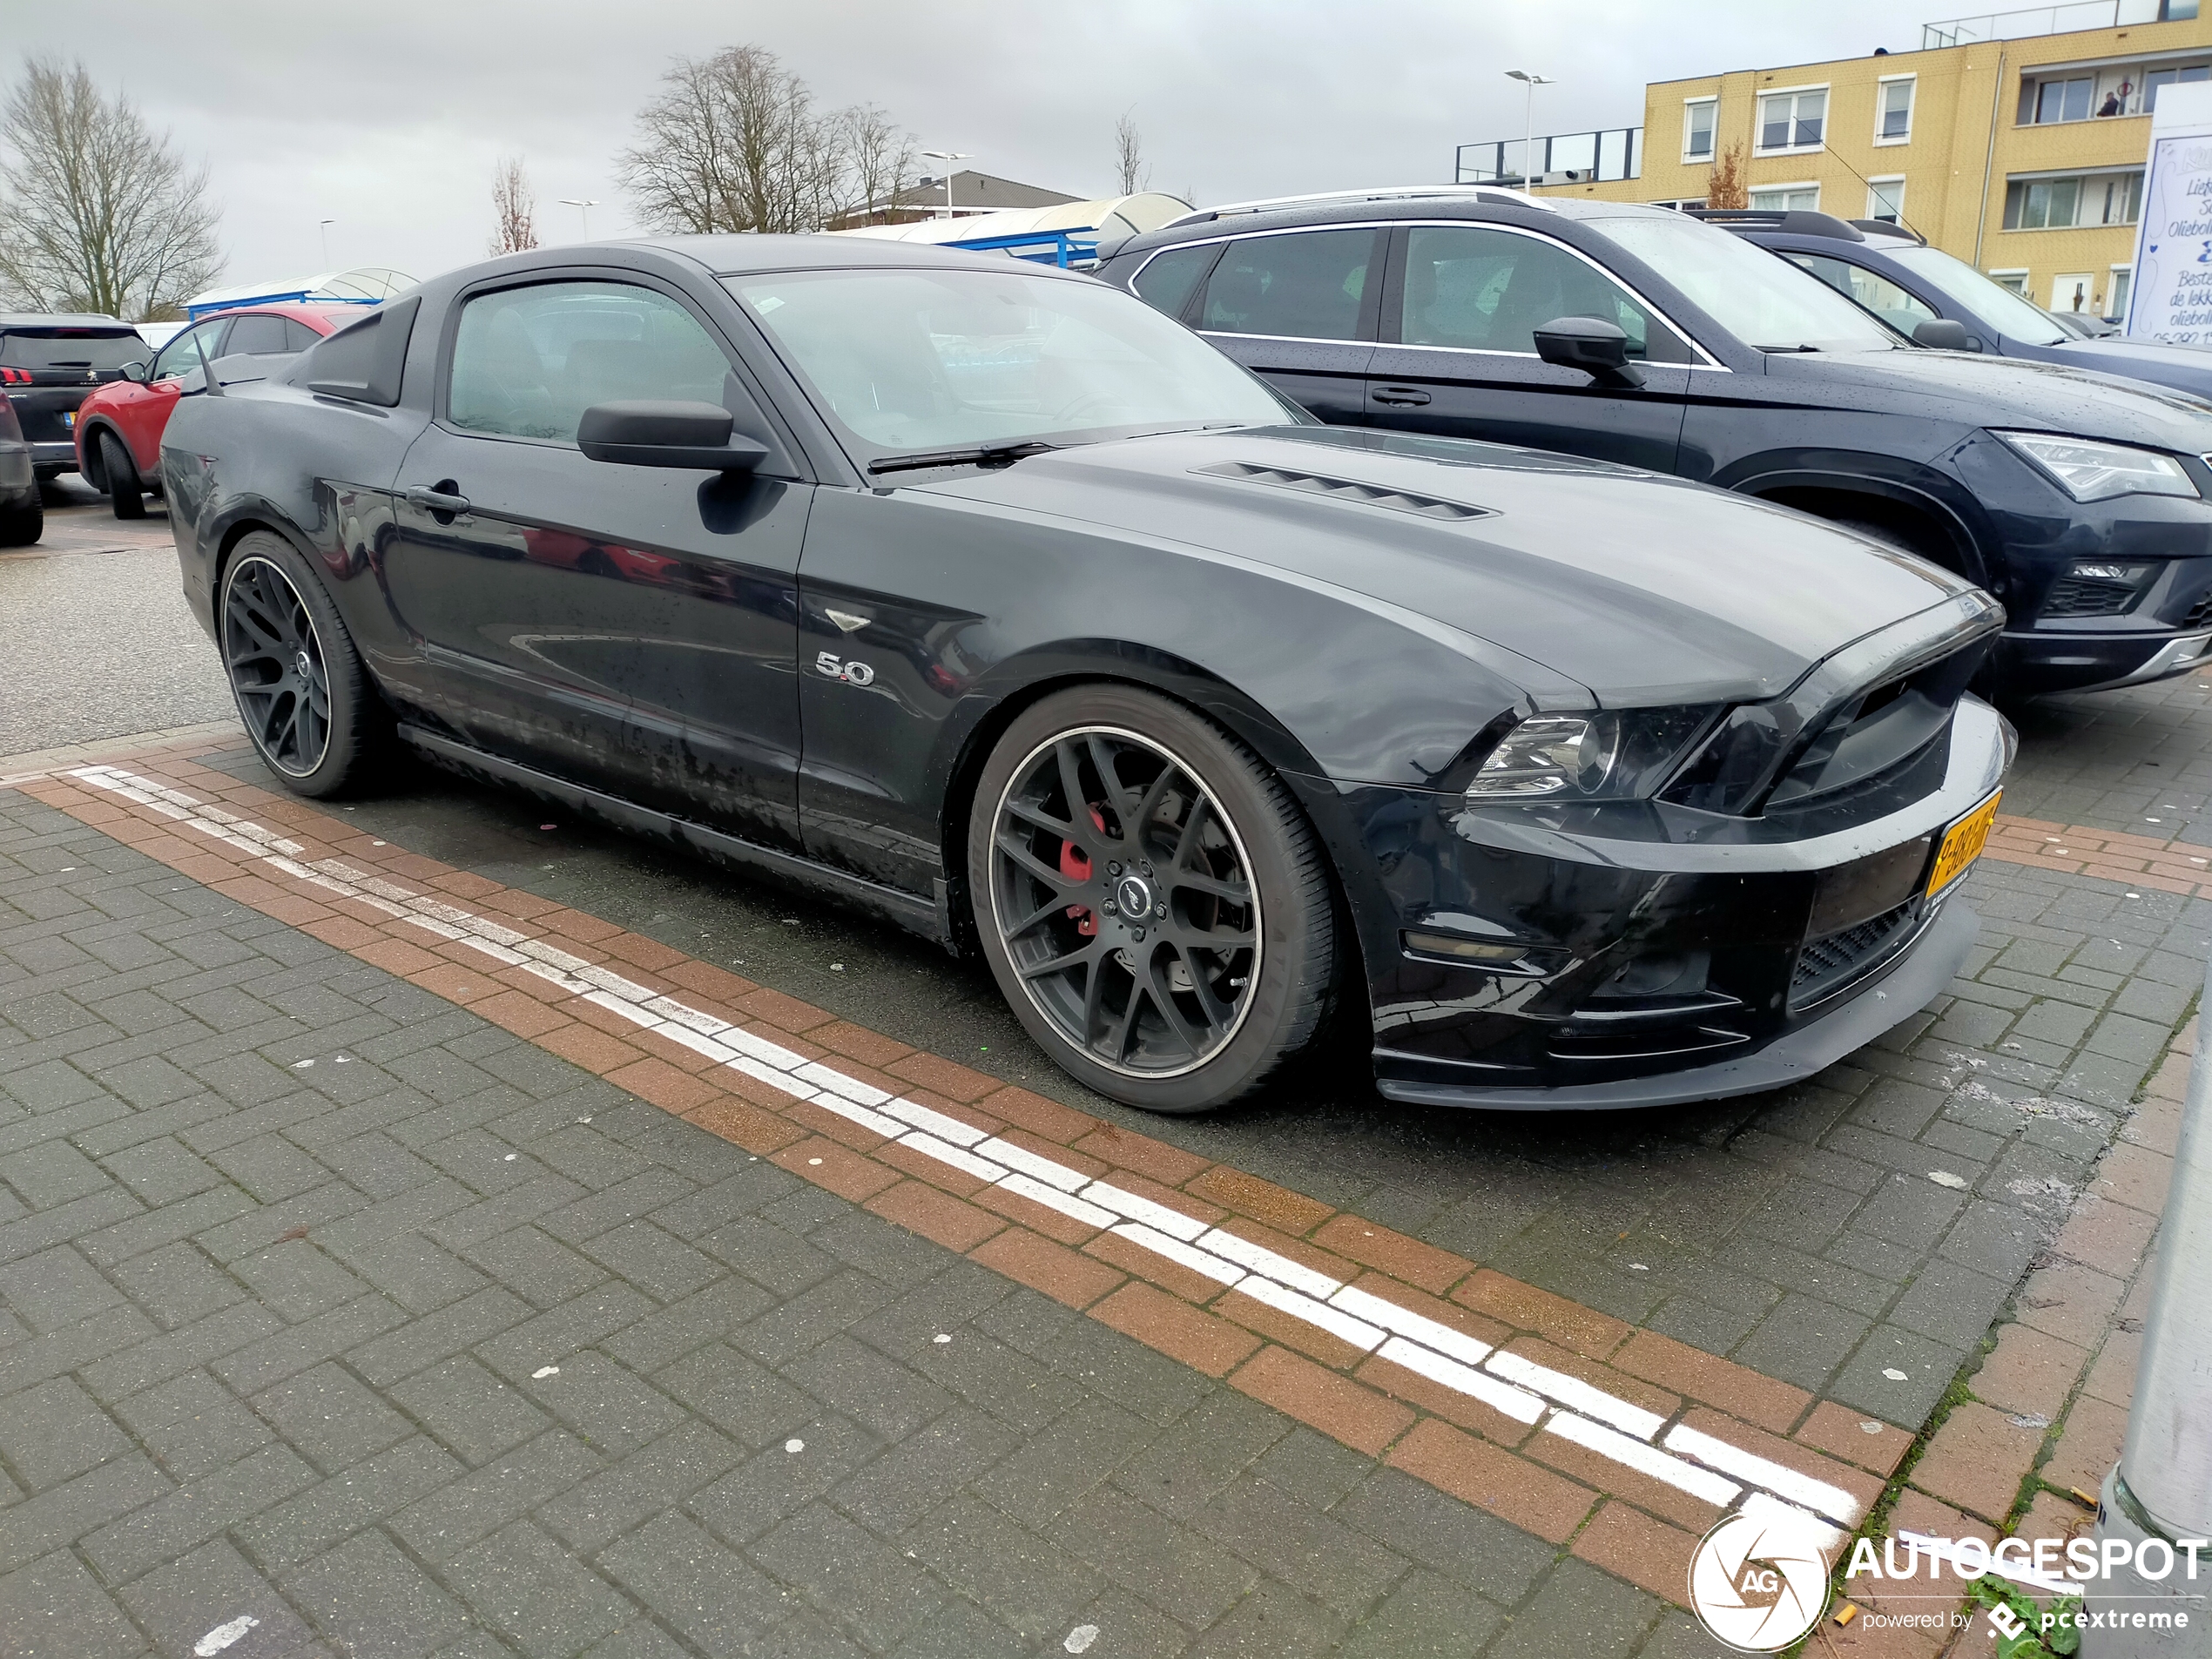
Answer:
1709;448;1996;585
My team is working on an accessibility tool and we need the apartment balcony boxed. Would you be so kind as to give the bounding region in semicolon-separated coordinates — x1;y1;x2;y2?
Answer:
1924;0;2198;50
1453;128;1642;188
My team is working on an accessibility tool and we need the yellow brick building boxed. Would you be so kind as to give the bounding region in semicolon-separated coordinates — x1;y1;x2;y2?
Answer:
1528;7;2212;319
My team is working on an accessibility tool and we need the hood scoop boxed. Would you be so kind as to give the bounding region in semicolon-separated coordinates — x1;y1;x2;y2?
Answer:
1195;460;1494;523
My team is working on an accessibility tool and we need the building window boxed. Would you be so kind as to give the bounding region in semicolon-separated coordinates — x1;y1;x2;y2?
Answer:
1683;98;1717;161
1867;179;1906;224
1750;184;1821;212
2019;59;2211;123
2146;62;2212;110
1877;78;1915;142
1757;87;1827;152
2111;265;2134;320
2003;172;2142;230
1988;269;2031;296
1648;199;1710;211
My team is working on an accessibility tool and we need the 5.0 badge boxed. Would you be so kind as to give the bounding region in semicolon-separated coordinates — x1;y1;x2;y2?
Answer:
814;651;875;686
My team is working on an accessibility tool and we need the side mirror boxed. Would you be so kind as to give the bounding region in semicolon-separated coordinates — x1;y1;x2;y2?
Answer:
119;361;149;384
1912;318;1977;351
577;400;766;472
1533;317;1645;388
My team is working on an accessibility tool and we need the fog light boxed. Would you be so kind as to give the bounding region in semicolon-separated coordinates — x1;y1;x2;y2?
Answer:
1404;929;1527;962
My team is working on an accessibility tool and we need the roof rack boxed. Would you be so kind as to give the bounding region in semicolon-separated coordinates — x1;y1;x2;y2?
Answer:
1161;184;1554;229
1847;218;1927;246
1683;207;1865;242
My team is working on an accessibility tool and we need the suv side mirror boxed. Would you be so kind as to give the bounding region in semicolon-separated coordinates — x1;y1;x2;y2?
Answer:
1533;317;1646;388
1912;318;1978;351
119;361;149;384
577;400;766;472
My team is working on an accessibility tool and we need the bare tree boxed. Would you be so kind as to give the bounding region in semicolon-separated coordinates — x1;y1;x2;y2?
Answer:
1113;112;1150;197
0;57;222;320
617;45;914;233
1706;141;1748;210
489;156;537;254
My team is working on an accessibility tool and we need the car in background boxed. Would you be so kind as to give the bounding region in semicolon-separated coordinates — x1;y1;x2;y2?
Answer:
0;385;38;545
1696;210;2212;401
1097;187;2212;697
75;305;352;518
0;314;146;484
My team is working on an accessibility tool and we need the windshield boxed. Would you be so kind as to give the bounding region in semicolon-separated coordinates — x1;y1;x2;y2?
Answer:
726;267;1296;460
1595;216;1899;352
1883;245;2069;345
0;329;146;370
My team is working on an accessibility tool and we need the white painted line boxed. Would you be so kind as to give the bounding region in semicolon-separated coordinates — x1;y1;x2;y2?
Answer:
723;1025;814;1073
894;1130;1008;1184
1662;1423;1860;1526
1111;1222;1246;1288
1375;1335;1547;1424
997;1172;1117;1229
652;1024;741;1068
879;1096;988;1147
797;1062;894;1108
725;1053;819;1103
645;997;734;1036
1081;1181;1208;1243
1740;1490;1850;1556
1486;1350;1668;1440
1236;1275;1385;1352
1329;1285;1494;1370
1545;1411;1741;1507
975;1136;1090;1192
1197;1228;1341;1300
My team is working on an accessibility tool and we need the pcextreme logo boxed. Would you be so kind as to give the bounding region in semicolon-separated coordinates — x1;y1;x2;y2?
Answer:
1689;1508;1835;1652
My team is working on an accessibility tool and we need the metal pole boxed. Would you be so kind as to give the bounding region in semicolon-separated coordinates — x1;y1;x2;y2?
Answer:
2081;948;2212;1655
1525;81;1534;188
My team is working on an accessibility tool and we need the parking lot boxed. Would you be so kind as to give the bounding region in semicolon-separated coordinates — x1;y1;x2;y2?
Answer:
0;486;2195;1656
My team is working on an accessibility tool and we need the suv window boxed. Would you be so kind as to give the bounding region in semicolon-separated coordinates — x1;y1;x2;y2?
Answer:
448;280;732;443
1130;244;1217;320
1198;229;1378;341
152;321;228;381
1397;225;1692;361
223;314;293;356
0;329;145;370
1787;254;1934;337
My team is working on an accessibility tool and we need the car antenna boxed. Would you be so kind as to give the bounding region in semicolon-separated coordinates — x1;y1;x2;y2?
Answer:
190;322;223;397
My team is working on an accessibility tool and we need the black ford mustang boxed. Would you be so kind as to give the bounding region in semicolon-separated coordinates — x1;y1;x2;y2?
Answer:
162;237;2010;1116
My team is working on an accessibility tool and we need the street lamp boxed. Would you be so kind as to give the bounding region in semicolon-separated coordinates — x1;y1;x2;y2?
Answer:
1504;71;1555;189
920;151;971;219
318;219;336;267
558;199;598;239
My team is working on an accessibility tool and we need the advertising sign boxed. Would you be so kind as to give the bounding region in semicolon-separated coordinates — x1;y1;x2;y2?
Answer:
2125;82;2212;341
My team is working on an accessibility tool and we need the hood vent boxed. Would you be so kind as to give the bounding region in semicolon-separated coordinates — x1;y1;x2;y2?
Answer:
1196;461;1494;523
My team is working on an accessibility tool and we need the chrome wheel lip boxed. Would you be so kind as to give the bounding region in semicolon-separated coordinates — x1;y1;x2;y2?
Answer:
221;554;332;779
988;723;1264;1081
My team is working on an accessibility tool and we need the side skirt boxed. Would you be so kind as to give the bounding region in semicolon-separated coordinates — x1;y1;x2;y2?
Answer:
397;724;956;950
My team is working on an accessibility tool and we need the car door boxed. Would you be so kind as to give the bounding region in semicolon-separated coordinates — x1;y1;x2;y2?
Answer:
1184;226;1383;423
116;319;231;474
211;312;305;386
383;274;810;847
1362;223;1694;473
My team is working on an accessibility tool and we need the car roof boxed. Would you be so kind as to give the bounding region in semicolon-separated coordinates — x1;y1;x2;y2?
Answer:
1105;192;1689;261
0;313;143;334
568;234;1101;280
201;302;364;328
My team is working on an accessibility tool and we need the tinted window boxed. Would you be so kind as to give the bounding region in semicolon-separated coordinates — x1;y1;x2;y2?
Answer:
152;321;226;381
1130;244;1217;320
1199;229;1377;341
0;329;145;370
283;319;320;352
1398;226;1692;361
223;315;292;355
1788;254;1935;337
448;280;732;443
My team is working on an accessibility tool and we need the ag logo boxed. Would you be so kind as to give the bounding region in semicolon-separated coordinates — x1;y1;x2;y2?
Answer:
814;651;875;686
1688;1509;1833;1652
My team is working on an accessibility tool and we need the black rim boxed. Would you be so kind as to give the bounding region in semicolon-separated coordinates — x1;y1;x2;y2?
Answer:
989;725;1260;1078
223;556;331;777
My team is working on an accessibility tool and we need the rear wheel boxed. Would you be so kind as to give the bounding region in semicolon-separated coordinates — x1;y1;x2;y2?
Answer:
0;492;39;547
218;531;388;796
968;685;1339;1114
101;433;145;519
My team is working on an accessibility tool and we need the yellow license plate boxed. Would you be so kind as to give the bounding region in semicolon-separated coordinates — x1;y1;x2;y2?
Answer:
1927;790;2000;897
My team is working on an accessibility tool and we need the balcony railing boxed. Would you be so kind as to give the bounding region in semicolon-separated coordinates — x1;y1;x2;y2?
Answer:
1454;128;1642;188
1923;0;2196;50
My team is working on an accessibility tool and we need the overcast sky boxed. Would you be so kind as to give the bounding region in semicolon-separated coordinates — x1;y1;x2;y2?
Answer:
4;0;1965;296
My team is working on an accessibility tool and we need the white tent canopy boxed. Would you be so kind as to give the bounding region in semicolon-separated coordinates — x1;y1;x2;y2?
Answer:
827;192;1192;256
184;267;415;319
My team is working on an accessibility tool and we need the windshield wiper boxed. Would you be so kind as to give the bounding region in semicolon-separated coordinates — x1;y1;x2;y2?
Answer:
867;441;1058;475
1754;343;1821;353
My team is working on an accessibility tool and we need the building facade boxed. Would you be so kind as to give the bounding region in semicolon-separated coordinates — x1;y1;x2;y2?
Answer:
1528;7;2212;319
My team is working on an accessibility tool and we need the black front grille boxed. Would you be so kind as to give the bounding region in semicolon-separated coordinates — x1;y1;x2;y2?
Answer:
1791;900;1918;1007
2042;575;2141;618
2185;592;2212;631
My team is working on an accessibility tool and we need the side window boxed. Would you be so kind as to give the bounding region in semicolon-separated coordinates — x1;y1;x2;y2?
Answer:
447;280;735;443
1787;254;1936;336
1396;226;1694;361
1130;244;1217;320
152;321;226;381
1199;229;1378;341
283;319;321;352
222;315;291;356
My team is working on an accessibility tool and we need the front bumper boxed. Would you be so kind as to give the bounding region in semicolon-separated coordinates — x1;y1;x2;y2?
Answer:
1293;698;2009;1111
1999;626;2212;694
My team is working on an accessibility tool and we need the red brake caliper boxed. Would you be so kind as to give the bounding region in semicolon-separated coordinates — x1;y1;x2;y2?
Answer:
1061;806;1107;936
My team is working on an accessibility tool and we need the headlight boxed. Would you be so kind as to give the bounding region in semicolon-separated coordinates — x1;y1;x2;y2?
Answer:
1995;431;2197;502
1467;707;1717;801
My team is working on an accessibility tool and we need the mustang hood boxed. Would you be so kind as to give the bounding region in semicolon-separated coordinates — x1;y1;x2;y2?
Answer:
917;425;1977;706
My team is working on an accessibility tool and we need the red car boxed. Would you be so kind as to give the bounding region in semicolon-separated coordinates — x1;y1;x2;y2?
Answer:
74;304;362;519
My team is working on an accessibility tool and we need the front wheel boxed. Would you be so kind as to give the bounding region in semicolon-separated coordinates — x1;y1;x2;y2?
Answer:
218;531;388;796
101;433;145;519
967;685;1339;1114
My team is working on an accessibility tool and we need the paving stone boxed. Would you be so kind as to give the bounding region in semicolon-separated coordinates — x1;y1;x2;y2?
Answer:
751;1501;946;1651
533;1418;746;1554
250;1360;414;1474
687;1416;882;1548
114;1370;277;1482
0;1242;126;1332
80;1442;318;1583
1500;1556;1657;1658
284;1529;472;1657
0;1374;133;1491
388;1354;553;1467
594;1510;790;1653
1334;1468;1554;1604
115;1536;319;1659
0;1547;147;1659
442;1520;632;1659
388;1429;603;1563
1339;1566;1507;1658
231;1436;463;1569
1193;1474;1407;1620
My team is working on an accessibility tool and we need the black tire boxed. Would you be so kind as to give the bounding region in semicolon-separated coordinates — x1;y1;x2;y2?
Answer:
967;684;1339;1114
101;432;145;519
217;530;389;796
0;492;39;547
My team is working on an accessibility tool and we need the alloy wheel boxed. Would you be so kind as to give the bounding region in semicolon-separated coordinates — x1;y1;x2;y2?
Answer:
988;725;1262;1078
222;556;332;777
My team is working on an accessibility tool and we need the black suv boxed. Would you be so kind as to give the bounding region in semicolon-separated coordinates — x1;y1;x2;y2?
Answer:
1097;190;2212;697
1698;208;2212;403
0;314;148;483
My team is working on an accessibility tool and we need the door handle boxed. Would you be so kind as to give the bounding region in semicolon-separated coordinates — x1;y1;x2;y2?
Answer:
403;483;471;516
1371;387;1432;407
